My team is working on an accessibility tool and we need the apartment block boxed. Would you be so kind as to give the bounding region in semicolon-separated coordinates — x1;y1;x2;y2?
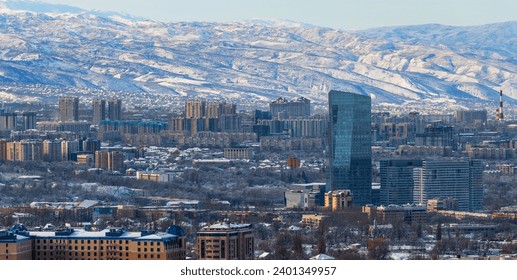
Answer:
196;223;254;260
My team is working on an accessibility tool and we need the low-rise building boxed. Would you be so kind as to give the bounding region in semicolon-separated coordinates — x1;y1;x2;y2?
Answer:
0;225;186;260
363;204;427;224
324;190;353;211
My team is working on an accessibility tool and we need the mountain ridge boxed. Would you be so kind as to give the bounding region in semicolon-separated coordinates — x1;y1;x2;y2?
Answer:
0;1;515;110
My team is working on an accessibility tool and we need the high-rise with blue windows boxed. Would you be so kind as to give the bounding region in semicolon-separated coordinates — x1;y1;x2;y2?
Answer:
327;90;372;205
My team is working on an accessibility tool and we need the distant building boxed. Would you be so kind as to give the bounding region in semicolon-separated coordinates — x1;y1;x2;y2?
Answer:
324;190;353;211
196;223;254;260
427;198;459;212
455;110;487;125
22;112;37;130
223;147;253;159
415;121;454;148
107;99;122;121
95;151;125;173
92;99;106;125
58;97;79;122
287;156;301;169
284;183;327;209
362;204;427;224
42;140;62;162
0;112;17;131
379;159;423;205
0;226;186;260
301;214;328;228
270;97;310;119
413;159;483;211
327;90;372;204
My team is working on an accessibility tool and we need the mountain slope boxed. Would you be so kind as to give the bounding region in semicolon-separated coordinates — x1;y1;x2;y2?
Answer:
0;1;515;109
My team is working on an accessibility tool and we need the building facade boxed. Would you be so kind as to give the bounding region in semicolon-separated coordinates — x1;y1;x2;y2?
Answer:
327;90;372;205
196;223;254;260
270;97;311;119
0;225;186;260
92;99;106;125
413;159;483;211
379;159;423;205
59;97;79;122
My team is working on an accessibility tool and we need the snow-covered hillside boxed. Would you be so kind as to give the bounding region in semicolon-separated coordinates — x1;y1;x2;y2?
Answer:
0;0;515;109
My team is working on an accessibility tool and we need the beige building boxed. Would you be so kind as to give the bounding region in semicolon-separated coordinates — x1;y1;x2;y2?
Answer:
362;204;428;224
0;230;32;260
0;226;186;260
301;214;328;228
324;190;353;211
223;148;253;159
95;151;125;172
196;223;254;260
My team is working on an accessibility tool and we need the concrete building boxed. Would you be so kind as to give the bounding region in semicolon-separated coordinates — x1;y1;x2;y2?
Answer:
301;214;328;228
427;198;459;212
223;147;253;159
0;225;186;260
270;97;310;119
0;229;32;260
324;190;353;211
58;97;79;122
95;151;125;173
455;110;487;125
413;159;483;211
92;99;106;125
0;112;17;131
107;99;122;121
379;159;423;205
22;112;37;130
196;223;254;260
362;204;427;224
42;140;62;162
415;121;454;148
327;90;372;204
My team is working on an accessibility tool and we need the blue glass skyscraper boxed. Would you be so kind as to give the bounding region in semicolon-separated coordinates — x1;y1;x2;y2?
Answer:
327;90;372;205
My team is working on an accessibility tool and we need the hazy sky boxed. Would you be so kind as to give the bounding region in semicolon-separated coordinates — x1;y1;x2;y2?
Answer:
41;0;517;30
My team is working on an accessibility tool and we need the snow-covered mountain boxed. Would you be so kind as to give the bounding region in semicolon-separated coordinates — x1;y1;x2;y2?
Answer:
0;0;515;110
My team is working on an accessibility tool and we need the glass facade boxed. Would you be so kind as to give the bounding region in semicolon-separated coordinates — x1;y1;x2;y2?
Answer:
327;90;372;205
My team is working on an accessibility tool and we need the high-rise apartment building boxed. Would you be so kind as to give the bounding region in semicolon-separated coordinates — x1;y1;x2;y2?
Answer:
95;151;125;173
59;97;79;122
413;159;483;211
380;159;423;205
196;223;254;260
108;99;122;121
42;140;62;162
0;112;17;131
327;90;372;205
92;99;106;124
22;112;37;130
270;97;311;119
185;100;205;119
